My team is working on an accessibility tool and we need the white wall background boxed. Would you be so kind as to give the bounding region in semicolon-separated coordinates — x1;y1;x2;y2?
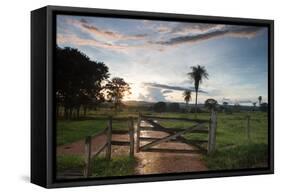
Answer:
0;0;279;193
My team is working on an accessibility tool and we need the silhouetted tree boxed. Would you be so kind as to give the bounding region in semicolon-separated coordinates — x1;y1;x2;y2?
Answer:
252;102;257;111
168;103;180;112
153;102;167;113
204;99;218;111
258;96;262;106
105;77;131;111
183;90;192;112
188;65;208;118
222;101;228;112
56;46;109;119
260;103;268;112
234;102;241;112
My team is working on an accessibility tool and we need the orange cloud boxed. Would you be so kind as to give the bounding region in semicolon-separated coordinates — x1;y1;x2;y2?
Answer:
57;33;160;54
67;18;148;41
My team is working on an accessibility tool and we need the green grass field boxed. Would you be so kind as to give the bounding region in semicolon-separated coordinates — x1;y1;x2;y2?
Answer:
57;109;268;174
203;112;268;170
57;155;136;177
56;118;128;145
148;111;268;170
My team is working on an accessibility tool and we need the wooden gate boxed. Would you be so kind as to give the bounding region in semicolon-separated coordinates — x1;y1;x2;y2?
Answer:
84;116;135;177
136;110;217;155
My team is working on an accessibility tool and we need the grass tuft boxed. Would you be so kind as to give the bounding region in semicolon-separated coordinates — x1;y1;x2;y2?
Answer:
57;155;84;171
57;155;136;177
205;143;268;170
91;156;136;177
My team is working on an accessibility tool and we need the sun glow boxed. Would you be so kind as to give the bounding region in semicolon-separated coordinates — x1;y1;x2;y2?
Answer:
123;83;144;101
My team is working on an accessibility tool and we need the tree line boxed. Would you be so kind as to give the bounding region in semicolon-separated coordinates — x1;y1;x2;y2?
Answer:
56;46;130;119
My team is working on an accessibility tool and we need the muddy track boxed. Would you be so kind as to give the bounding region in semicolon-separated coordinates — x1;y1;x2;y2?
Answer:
134;130;207;174
57;124;207;175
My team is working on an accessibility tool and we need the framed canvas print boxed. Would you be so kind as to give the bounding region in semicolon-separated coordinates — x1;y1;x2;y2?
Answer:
31;5;274;188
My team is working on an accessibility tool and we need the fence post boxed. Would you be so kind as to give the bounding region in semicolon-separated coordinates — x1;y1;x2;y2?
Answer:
207;118;211;153
246;115;251;141
84;136;92;177
106;116;112;160
208;109;217;154
129;117;135;157
136;113;141;152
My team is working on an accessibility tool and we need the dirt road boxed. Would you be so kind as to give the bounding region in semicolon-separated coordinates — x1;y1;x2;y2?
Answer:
57;121;207;175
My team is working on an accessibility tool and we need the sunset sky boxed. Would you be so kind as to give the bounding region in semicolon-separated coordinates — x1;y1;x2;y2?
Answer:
57;15;268;105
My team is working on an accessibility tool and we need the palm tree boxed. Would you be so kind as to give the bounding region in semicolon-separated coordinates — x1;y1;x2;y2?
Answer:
183;90;192;112
258;96;262;106
188;65;209;118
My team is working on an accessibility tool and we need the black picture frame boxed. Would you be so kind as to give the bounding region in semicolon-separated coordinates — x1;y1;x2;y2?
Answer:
31;5;274;188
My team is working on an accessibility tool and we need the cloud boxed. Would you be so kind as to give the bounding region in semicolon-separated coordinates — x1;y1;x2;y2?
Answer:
180;79;194;85
138;85;182;102
57;32;160;54
170;23;224;35
145;21;223;35
141;20;173;34
154;26;263;45
57;33;130;53
162;90;173;94
157;26;172;33
222;97;231;102
144;82;207;93
60;17;264;53
58;17;164;53
138;87;166;102
138;93;147;101
69;18;148;41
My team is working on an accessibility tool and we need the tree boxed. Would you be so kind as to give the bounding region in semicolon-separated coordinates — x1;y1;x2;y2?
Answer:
234;102;241;112
258;96;262;106
56;46;109;119
252;102;257;111
168;103;180;112
204;99;218;111
153;102;167;113
183;90;192;112
222;101;228;112
105;77;131;111
260;103;268;112
187;65;209;118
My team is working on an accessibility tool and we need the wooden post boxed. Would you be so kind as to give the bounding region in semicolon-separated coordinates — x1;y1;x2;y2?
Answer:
246;115;251;141
208;109;217;154
207;118;211;153
129;117;135;157
84;136;92;177
136;113;141;152
106;116;112;160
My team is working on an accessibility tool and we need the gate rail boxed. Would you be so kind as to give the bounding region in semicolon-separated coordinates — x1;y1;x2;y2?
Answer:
84;116;134;178
136;110;217;155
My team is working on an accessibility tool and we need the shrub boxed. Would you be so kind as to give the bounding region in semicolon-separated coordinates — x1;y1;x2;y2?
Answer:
167;103;180;112
153;102;167;113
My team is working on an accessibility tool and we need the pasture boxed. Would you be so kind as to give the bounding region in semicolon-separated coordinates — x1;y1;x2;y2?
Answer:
56;109;268;177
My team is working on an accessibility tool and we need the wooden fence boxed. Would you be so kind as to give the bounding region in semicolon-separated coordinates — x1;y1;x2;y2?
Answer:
84;116;135;178
83;111;219;177
136;109;217;155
